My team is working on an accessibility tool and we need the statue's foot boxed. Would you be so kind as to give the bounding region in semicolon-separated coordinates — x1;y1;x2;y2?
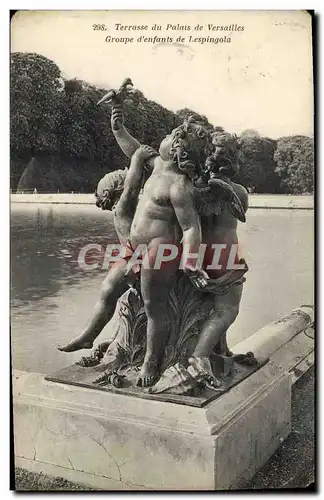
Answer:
57;335;94;352
187;355;223;390
136;361;158;388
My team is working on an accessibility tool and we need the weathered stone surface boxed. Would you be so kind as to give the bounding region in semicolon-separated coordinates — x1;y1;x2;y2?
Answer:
92;274;224;375
13;364;291;490
13;310;314;490
232;306;314;359
248;366;315;490
45;356;267;408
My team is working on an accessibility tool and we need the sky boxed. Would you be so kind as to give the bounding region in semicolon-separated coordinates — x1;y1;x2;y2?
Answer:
11;10;314;138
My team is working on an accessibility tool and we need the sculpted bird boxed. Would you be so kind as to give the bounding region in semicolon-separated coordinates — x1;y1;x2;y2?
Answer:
97;77;134;106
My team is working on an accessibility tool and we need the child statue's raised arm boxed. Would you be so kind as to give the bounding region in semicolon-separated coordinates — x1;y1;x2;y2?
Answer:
111;104;155;172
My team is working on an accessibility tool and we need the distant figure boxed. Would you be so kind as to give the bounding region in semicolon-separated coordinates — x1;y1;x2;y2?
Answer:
71;191;74;194
33;188;37;194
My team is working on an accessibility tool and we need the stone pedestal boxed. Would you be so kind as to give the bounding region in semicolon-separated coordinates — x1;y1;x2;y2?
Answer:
13;363;290;490
13;306;314;490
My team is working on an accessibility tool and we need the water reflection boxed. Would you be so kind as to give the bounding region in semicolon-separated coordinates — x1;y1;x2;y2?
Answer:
11;203;314;374
11;204;116;307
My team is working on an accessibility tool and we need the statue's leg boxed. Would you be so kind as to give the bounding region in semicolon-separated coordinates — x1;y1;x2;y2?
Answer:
58;260;130;352
136;259;179;388
188;283;243;381
213;332;233;357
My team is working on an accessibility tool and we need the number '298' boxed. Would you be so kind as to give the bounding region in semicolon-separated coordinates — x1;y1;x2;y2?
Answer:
93;24;107;31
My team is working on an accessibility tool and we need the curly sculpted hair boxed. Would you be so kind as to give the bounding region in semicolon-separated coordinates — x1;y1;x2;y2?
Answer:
95;169;127;210
169;116;213;181
205;130;241;178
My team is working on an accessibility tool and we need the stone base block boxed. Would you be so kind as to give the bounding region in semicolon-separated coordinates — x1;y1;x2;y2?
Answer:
13;359;291;490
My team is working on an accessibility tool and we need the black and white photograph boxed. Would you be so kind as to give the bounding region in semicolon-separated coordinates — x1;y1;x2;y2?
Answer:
10;9;314;491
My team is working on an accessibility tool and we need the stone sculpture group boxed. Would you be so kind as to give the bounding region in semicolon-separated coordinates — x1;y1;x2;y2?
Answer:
58;78;257;398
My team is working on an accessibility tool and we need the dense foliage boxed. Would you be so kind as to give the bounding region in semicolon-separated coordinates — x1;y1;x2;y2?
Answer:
274;136;314;194
236;135;281;193
10;52;314;194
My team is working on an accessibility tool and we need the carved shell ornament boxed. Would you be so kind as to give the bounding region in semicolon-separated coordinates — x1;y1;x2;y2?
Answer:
147;363;198;395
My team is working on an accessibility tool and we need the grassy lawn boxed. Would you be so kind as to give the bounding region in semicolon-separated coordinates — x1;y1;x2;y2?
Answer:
14;468;95;491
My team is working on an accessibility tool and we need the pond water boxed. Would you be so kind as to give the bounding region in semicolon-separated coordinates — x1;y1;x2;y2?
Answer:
11;203;314;374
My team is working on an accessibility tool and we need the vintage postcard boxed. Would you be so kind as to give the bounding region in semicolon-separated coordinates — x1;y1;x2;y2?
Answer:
10;10;314;491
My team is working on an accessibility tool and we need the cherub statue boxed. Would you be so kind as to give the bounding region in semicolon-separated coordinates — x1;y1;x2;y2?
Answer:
108;120;248;391
59;80;249;393
193;129;245;222
95;169;127;211
59;107;213;389
169;128;249;388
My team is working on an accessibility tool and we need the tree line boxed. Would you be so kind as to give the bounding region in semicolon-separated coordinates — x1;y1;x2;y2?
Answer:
10;52;314;194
